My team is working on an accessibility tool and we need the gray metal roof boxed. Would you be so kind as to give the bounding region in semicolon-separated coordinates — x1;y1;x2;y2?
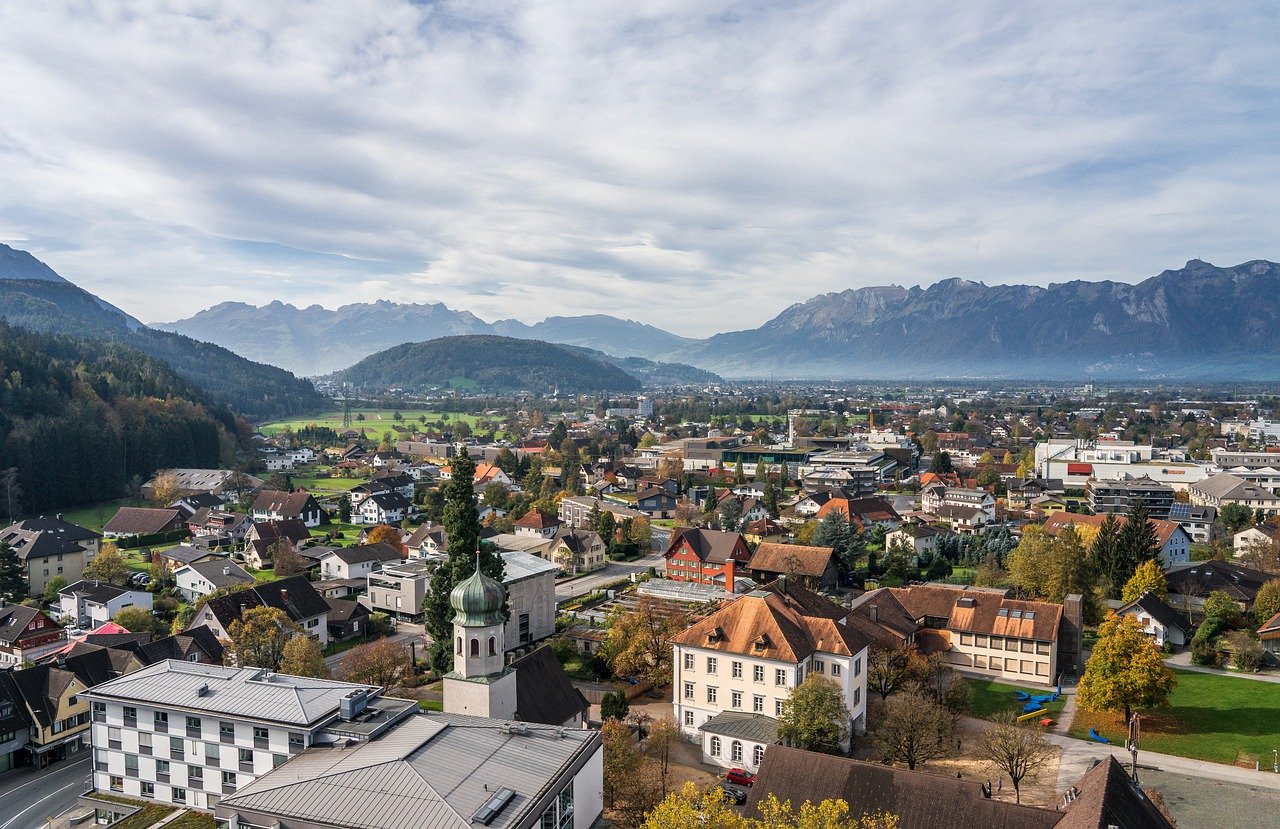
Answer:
82;660;381;726
501;550;559;583
698;711;779;744
219;713;601;829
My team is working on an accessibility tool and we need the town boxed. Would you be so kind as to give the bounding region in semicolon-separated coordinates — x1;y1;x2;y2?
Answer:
0;387;1276;829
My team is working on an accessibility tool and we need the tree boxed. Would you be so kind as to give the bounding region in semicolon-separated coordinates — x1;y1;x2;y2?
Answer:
813;509;853;574
0;467;21;524
718;498;743;532
272;543;310;578
280;633;332;678
1202;590;1240;626
1121;560;1168;603
1226;630;1264;672
338;637;411;687
643;718;681;797
657;452;684;481
641;783;899;829
629;515;653;547
1253;579;1280;627
733;459;746;485
597;511;617;545
931;452;953;475
84;543;130;586
1117;499;1160;573
977;713;1054;804
150;470;182;506
778;675;850;753
1077;613;1177;723
601;597;688;685
338;493;352;523
365;524;405;554
673;500;701;528
601;690;630;720
602;718;641;809
227;606;303;669
866;646;910;700
875;690;954;770
114;605;155;633
0;541;27;601
1219;502;1254;535
1091;513;1124;597
42;575;68;604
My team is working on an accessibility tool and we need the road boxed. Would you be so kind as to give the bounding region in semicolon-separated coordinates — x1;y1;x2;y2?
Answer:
325;622;428;671
0;755;90;829
555;551;665;602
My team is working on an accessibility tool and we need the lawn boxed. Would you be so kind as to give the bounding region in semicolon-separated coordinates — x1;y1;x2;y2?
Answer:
967;677;1066;721
259;409;484;434
58;498;136;533
1068;668;1280;766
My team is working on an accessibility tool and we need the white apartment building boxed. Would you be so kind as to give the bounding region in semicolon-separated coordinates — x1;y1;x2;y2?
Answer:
84;660;416;811
670;580;869;771
1036;439;1208;488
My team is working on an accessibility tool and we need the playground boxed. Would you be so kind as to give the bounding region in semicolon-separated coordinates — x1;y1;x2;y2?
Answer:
967;678;1066;725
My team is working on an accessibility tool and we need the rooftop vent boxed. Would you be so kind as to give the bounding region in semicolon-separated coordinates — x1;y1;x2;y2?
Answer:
473;787;516;825
340;689;370;721
956;597;976;608
197;683;209;697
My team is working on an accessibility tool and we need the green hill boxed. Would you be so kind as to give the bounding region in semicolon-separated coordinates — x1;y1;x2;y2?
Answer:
330;335;643;394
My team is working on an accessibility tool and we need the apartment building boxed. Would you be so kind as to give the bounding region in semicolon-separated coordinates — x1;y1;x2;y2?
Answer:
0;517;102;597
664;528;752;593
1085;477;1175;518
84;660;416;810
1189;473;1280;516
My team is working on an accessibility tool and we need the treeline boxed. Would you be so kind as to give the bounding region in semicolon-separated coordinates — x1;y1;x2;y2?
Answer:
0;322;238;515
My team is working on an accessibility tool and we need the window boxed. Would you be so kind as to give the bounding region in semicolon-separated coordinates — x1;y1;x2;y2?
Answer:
814;659;824;673
731;741;743;762
253;726;269;746
707;687;717;704
732;661;743;678
206;743;220;763
683;653;694;670
288;732;304;751
186;716;201;733
172;788;187;804
831;663;841;677
989;636;1003;650
775;700;784;716
92;701;106;722
456;637;462;655
731;691;742;709
710;736;722;756
753;665;764;682
753;745;765;765
488;636;496;656
108;726;122;750
155;711;169;731
753;695;764;713
706;657;718;674
125;754;139;775
975;635;989;648
1036;641;1050;655
959;633;973;646
222;770;236;786
470;638;479;657
1020;660;1034;674
123;705;137;721
156;759;170;780
220;722;235;742
974;655;987;668
557;786;574;829
854;657;861;677
854;687;861;706
1020;640;1034;653
684;682;694;700
1005;639;1018;651
1035;662;1049;677
110;776;123;792
775;668;786;686
138;732;152;754
684;711;694;726
189;765;203;784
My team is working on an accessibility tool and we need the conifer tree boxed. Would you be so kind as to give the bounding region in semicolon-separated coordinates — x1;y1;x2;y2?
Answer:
0;541;26;601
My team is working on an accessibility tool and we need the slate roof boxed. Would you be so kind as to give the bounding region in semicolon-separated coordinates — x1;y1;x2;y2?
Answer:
253;490;320;518
510;645;589;726
364;491;412;511
0;604;55;647
1191;473;1280;503
0;672;34;736
58;579;139;605
202;575;330;628
749;543;835;578
103;507;183;536
156;545;223;566
0;518;99;561
170;492;227;519
10;648;116;728
217;713;601;829
665;528;749;564
847;588;920;649
326;598;370;624
325;542;402;566
138;626;225;665
1116;591;1188;635
249;518;312;545
1165;559;1275;603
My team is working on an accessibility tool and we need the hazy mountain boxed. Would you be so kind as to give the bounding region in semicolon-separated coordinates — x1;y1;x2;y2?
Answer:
0;244;326;419
159;303;694;375
329;335;643;394
558;345;722;386
673;260;1280;379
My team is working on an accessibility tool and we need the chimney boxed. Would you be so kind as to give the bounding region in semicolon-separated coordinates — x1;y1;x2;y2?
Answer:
280;588;289;602
223;567;231;576
870;605;878;623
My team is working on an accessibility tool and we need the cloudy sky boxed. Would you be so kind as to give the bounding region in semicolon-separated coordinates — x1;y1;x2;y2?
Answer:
1;1;1278;336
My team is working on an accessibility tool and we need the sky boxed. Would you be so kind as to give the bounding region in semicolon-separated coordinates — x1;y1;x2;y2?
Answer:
1;1;1278;337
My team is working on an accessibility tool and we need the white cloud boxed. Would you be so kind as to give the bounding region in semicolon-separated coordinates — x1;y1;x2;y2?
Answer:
0;0;1277;336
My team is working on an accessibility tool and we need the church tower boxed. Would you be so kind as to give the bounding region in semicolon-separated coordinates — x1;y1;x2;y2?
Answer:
442;562;517;719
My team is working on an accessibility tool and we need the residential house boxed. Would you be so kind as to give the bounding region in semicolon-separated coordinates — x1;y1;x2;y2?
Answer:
186;509;251;544
349;474;415;507
1043;512;1191;569
403;523;447;559
0;603;65;667
85;660;417;810
1261;610;1280;665
514;508;563;539
637;476;680;496
1164;559;1276;616
812;495;902;529
664;528;752;592
174;560;255;602
844;590;919;651
8;647;118;768
745;746;1174;829
243;519;312;570
635;487;678;518
876;583;1073;685
671;579;870;770
884;523;949;558
557;495;645;529
366;560;434;622
57;581;153;628
792;488;855;518
169;493;230;520
0;673;33;772
319;543;402;581
140;469;262;501
921;485;996;525
747;543;838;591
153;545;224;575
1005;478;1065;510
0;517;102;597
326;598;370;642
353;491;413;525
1233;523;1280;556
743;519;790;544
1116;591;1189;648
101;507;185;541
251;490;325;527
933;504;991;535
190;576;333;648
548;529;606;574
1166;502;1216;544
1189;473;1280;515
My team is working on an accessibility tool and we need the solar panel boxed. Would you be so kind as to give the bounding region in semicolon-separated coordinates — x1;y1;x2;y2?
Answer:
1168;503;1191;519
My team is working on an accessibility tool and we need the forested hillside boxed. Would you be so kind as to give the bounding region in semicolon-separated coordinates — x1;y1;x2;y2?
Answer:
0;322;241;515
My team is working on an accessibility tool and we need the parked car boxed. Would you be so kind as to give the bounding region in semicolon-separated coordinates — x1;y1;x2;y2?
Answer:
716;783;748;804
725;768;755;787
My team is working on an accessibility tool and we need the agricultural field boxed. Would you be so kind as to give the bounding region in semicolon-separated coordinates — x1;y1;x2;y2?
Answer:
258;409;485;435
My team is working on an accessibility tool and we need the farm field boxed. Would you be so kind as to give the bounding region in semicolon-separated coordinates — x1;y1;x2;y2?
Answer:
258;409;484;434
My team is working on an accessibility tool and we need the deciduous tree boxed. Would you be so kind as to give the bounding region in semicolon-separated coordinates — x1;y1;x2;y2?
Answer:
977;713;1055;804
1077;613;1177;723
601;690;630;721
601;597;688;686
272;543;310;578
643;718;681;797
778;675;850;753
602;719;641;809
280;633;331;678
114;605;155;634
1121;559;1168;603
227;606;302;669
866;646;910;701
875;690;953;770
84;542;130;586
150;470;182;506
338;637;411;687
1253;579;1280;627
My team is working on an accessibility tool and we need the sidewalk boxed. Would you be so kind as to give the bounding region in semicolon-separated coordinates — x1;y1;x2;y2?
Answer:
1164;650;1280;683
1049;730;1280;793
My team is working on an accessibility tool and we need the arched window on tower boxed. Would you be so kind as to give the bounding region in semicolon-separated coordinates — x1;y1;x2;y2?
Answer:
455;636;462;655
470;638;479;657
488;636;496;656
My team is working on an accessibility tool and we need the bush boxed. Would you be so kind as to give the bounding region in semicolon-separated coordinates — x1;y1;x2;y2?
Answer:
1162;641;1174;655
1191;640;1221;668
1226;631;1264;673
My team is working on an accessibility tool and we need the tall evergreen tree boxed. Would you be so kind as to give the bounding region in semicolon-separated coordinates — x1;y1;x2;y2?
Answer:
1118;498;1161;578
1091;512;1123;597
423;450;505;673
0;541;26;601
813;508;853;575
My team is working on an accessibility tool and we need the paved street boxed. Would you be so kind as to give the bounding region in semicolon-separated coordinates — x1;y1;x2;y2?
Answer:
324;622;428;671
555;552;665;602
0;755;90;829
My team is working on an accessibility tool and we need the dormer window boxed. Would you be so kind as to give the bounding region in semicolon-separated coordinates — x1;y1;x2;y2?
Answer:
753;633;770;651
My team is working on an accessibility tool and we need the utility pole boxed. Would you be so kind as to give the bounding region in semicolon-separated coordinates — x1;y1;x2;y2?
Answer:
1127;713;1141;784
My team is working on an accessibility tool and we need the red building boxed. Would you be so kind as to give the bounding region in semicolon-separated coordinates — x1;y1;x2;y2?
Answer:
663;528;751;592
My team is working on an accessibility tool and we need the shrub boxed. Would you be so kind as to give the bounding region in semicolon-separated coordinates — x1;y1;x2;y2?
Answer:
1226;631;1264;673
1191;640;1221;668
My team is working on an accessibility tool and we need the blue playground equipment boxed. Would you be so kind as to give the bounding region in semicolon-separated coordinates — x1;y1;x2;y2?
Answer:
1014;691;1031;701
1022;701;1042;713
1088;728;1109;744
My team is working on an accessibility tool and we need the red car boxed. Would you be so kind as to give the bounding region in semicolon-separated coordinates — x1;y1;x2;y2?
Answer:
725;768;755;787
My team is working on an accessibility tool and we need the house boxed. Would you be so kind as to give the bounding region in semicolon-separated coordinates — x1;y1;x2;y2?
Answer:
0;603;65;667
251;490;325;527
921;485;996;524
1260;610;1280;665
845;589;919;651
793;488;855;518
264;454;295;472
1043;512;1191;569
671;579;870;769
350;473;415;506
664;528;752;592
1166;502;1216;544
1234;523;1280;556
934;504;990;535
174;560;255;602
320;542;402;580
243;519;312;569
557;495;646;529
1189;473;1280;515
1164;559;1276;616
745;746;1174;829
743;518;790;544
366;560;434;622
637;476;681;496
812;495;902;529
354;491;413;525
84;660;417;810
8;647;117;768
0;673;33;772
57;581;154;628
1116;591;1189;648
0;517;102;597
1005;478;1065;510
547;529;607;574
884;523;948;558
747;543;838;591
190;575;333;648
140;469;262;501
214;711;601;829
186;508;251;543
403;523;448;558
326;598;370;641
169;492;229;520
875;583;1075;685
153;544;224;574
635;487;678;517
514;508;563;539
